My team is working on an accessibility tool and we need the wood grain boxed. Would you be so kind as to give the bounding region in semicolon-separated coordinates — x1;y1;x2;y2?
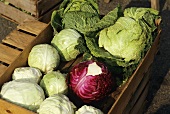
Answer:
0;64;8;77
0;44;21;65
5;0;36;16
2;30;36;50
17;20;47;35
0;2;36;24
0;99;35;114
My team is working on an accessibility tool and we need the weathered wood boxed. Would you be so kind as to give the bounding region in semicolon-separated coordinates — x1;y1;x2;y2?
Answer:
123;65;152;114
38;3;60;23
2;30;36;50
36;0;62;17
4;0;61;17
17;20;47;35
151;0;160;11
104;0;111;3
0;44;21;65
0;64;8;76
5;0;36;16
130;82;150;114
0;99;36;114
0;0;61;24
0;2;36;23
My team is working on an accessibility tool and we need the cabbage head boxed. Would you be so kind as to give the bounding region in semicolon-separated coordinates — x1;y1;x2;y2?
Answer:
0;80;45;112
37;94;76;114
51;29;86;61
12;67;42;83
76;105;103;114
28;44;60;74
99;17;147;67
40;71;68;97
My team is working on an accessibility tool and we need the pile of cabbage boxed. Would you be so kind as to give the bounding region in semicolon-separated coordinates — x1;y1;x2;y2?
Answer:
51;0;160;85
0;44;105;113
0;0;160;113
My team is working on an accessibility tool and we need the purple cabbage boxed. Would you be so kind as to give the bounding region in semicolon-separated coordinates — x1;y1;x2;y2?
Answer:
68;60;115;103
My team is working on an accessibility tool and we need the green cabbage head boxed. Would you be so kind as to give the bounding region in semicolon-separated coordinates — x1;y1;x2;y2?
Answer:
51;29;85;61
0;80;45;112
28;44;60;74
37;94;76;114
99;17;147;67
40;71;68;97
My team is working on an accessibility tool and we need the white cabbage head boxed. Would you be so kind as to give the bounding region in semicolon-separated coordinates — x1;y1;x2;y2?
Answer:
12;67;42;83
28;44;60;74
37;94;76;114
76;105;103;114
0;80;45;112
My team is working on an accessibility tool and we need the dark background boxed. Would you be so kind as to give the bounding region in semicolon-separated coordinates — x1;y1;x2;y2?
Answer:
0;0;170;113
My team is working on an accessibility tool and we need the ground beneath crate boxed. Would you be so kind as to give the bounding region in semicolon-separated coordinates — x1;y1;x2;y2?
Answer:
0;0;170;114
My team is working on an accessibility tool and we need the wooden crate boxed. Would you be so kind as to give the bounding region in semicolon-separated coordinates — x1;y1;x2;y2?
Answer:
0;0;62;24
0;17;161;114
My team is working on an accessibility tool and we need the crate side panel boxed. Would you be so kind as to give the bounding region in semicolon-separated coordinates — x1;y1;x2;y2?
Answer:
0;2;36;24
2;30;36;50
130;82;150;114
0;99;36;114
0;44;21;64
0;64;8;76
123;65;152;114
38;3;60;23
17;20;47;35
5;0;36;16
36;0;62;17
108;30;161;114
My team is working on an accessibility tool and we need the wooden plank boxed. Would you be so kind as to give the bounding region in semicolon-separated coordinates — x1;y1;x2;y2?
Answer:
108;30;161;114
38;3;60;23
17;20;47;35
0;64;8;76
0;44;21;65
2;30;36;50
0;22;52;87
5;0;36;16
0;99;35;114
151;0;160;11
130;82;150;114
123;65;152;114
0;2;36;24
104;0;110;3
36;0;62;17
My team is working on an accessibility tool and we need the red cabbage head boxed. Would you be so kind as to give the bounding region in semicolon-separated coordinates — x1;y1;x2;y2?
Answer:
69;60;115;103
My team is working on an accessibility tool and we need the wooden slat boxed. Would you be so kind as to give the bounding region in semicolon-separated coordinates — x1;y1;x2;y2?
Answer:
0;64;8;76
0;2;36;24
104;0;110;3
123;65;152;114
0;44;21;64
0;99;35;114
38;3;60;23
151;0;160;11
130;82;150;114
5;0;36;16
17;20;47;35
36;0;62;17
2;30;36;50
108;30;161;114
